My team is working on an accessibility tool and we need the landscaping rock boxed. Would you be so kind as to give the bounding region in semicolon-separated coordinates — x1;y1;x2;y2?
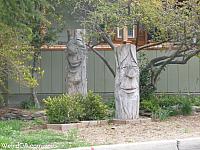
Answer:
32;110;46;118
0;108;47;121
192;106;200;113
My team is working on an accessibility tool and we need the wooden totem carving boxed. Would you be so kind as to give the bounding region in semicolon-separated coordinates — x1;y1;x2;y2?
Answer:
115;44;140;119
66;29;87;96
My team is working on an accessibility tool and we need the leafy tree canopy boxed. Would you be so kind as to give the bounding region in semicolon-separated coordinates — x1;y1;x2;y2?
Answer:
70;0;199;96
0;0;66;91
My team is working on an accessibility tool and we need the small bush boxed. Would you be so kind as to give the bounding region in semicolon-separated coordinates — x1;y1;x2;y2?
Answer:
138;52;156;100
44;95;84;124
43;91;109;124
140;96;160;112
104;97;115;118
180;99;192;116
157;95;180;108
81;91;109;120
0;94;5;108
21;100;35;109
152;108;171;121
190;96;200;106
141;94;193;120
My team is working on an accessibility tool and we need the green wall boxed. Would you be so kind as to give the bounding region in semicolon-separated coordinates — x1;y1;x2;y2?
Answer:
7;50;200;96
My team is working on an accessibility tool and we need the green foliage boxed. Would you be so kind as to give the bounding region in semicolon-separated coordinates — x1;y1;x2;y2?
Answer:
104;97;115;118
72;0;199;96
0;120;88;149
0;120;22;132
190;96;200;106
0;136;12;149
81;91;109;120
179;99;192;116
21;100;35;109
0;94;5;108
44;95;84;124
138;52;156;100
44;91;109;123
152;108;171;121
72;0;199;45
0;0;67;96
141;94;194;120
140;96;160;113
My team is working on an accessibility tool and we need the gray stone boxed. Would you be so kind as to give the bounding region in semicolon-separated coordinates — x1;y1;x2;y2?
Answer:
33;110;46;117
192;106;200;112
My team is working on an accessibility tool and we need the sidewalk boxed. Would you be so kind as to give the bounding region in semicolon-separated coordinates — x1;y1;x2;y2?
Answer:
66;137;200;150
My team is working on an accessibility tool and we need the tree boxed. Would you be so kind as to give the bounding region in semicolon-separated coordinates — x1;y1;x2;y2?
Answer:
70;0;142;119
0;0;39;97
0;0;65;108
71;0;200;119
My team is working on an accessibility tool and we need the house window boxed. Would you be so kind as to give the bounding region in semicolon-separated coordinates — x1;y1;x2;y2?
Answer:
117;26;135;39
117;28;123;38
128;26;135;38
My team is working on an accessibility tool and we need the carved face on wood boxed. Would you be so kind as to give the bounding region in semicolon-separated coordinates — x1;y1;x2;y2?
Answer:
115;44;140;119
120;65;139;94
67;38;85;70
117;45;139;95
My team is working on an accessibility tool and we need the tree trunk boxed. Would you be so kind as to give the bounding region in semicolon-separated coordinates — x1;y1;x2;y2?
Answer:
66;29;87;95
31;86;40;109
115;44;140;119
31;52;40;109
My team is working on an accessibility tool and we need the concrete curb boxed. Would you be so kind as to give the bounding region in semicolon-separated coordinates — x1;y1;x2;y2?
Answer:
65;137;200;150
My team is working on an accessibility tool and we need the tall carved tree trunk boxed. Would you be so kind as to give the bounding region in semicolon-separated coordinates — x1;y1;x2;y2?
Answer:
115;44;140;119
66;29;87;95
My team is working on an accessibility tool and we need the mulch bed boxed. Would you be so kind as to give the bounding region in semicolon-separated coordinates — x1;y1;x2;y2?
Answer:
78;113;200;145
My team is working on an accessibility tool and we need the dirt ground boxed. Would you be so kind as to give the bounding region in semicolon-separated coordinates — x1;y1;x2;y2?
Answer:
78;114;200;145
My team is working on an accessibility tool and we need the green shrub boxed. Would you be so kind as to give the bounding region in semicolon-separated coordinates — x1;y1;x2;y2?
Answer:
81;91;109;120
0;94;5;108
157;95;180;108
43;91;109;123
0;120;22;131
104;97;115;118
141;94;193;120
140;96;160;112
44;95;84;124
21;100;35;109
179;98;192;116
190;96;200;106
152;108;171;121
138;53;156;100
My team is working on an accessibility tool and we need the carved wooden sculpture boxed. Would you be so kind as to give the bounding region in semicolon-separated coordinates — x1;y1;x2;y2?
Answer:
115;44;140;119
66;29;87;95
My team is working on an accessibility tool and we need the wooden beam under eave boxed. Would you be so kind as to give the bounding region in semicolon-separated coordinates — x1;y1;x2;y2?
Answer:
41;45;66;51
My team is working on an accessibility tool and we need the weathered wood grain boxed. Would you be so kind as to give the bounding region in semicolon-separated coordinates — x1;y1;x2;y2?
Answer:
115;44;140;119
65;29;87;95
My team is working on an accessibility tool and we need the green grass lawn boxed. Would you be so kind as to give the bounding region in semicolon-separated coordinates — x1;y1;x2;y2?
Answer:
0;120;89;149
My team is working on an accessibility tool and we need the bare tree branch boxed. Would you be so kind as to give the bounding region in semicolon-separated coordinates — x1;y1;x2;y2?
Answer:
137;40;169;52
168;49;200;64
87;44;116;77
